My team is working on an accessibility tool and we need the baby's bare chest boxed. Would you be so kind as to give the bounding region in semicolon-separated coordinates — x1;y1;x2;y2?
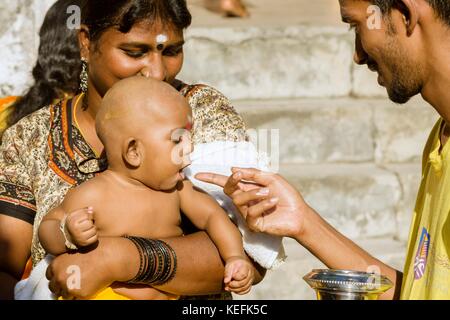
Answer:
96;190;183;239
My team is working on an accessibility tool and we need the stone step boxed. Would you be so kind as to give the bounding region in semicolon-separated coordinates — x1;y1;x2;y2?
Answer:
234;96;438;165
234;238;407;300
276;163;420;242
181;0;387;100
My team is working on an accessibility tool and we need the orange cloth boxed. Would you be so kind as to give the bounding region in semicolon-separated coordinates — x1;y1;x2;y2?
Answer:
0;96;18;107
0;96;17;135
21;258;33;280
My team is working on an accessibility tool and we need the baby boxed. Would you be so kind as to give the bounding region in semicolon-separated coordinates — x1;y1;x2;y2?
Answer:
37;77;254;299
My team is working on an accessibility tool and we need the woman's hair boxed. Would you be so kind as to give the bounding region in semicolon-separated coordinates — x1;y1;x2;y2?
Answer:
81;0;192;43
8;0;83;127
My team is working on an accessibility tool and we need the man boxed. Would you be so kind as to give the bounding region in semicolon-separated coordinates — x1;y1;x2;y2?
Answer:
197;0;450;299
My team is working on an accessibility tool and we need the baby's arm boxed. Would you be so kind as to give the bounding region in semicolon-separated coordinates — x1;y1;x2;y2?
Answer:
39;187;99;256
179;180;254;294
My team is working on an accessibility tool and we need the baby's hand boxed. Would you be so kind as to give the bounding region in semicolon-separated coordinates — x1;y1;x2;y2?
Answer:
223;256;254;295
65;207;98;247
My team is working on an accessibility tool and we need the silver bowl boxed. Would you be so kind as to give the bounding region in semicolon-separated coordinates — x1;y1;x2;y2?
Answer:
303;269;394;300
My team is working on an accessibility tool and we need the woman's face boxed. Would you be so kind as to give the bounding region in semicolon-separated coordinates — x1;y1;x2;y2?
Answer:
80;21;185;98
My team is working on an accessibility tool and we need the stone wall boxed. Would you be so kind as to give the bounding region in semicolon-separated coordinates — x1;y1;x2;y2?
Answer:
0;0;55;96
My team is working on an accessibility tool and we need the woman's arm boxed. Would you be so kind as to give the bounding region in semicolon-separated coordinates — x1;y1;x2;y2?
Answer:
0;119;40;299
0;215;33;299
47;231;265;299
46;233;224;298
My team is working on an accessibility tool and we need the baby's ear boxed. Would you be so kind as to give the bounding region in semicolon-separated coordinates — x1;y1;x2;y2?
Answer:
122;138;143;168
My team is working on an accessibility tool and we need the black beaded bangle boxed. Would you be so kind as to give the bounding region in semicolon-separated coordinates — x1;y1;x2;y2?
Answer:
135;237;154;283
125;236;145;284
155;240;177;285
124;236;177;286
141;239;157;284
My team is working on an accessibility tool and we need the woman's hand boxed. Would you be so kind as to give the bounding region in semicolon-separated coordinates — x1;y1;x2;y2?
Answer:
195;167;311;239
45;237;137;299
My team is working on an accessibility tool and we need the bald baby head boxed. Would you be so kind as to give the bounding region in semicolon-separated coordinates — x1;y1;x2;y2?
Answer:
96;76;190;146
95;77;192;173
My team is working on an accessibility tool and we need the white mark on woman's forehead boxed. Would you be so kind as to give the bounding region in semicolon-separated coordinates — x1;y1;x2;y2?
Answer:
156;34;168;44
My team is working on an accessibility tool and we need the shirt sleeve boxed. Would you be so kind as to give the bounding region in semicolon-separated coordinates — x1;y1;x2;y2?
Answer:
183;84;249;145
0;125;36;224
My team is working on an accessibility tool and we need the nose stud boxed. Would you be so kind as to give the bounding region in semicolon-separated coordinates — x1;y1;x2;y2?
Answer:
139;69;150;78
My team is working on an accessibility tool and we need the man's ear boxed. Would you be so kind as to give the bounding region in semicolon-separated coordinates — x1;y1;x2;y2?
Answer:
397;0;419;36
122;138;143;168
78;24;91;61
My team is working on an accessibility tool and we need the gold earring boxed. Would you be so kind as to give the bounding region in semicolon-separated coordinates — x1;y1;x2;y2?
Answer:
403;15;409;26
79;58;88;93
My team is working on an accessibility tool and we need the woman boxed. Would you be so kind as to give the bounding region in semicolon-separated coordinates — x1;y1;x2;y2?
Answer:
0;0;83;299
0;0;264;300
0;0;82;138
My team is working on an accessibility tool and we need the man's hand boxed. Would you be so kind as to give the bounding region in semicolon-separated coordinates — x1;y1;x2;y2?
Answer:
197;168;402;300
65;207;98;247
196;167;310;239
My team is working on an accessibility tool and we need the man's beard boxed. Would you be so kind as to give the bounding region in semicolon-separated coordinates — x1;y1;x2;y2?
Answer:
382;39;422;104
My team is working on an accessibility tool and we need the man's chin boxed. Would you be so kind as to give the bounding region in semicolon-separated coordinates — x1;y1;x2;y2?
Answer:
377;74;385;87
381;78;419;104
387;88;413;104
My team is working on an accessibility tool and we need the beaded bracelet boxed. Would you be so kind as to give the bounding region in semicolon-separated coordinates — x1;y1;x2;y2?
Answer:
59;214;78;250
125;236;146;284
124;236;177;286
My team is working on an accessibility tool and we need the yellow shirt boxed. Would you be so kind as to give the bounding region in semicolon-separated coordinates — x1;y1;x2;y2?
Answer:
401;118;450;300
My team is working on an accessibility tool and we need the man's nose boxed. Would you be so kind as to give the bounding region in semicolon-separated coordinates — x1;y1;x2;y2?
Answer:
139;53;167;81
353;35;368;65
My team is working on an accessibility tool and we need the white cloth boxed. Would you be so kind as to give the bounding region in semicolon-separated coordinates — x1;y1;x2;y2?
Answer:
184;141;286;270
15;255;56;300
